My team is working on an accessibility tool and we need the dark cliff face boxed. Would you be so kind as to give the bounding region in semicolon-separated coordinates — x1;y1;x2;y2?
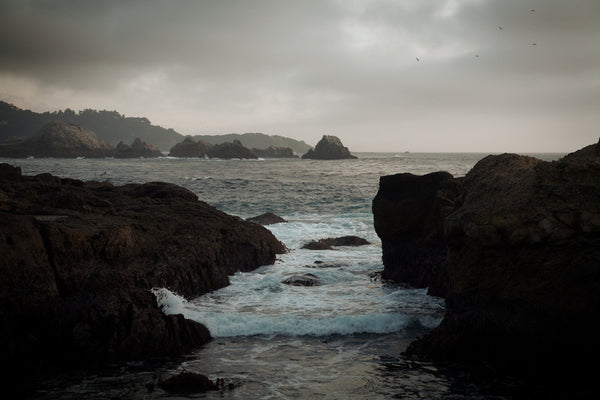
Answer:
301;135;357;160
372;171;461;296
373;141;600;381
0;164;286;373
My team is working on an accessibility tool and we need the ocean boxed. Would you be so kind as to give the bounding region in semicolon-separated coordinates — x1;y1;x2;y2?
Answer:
3;152;563;399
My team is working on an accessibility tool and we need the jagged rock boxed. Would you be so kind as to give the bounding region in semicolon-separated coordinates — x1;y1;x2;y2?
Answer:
252;146;297;158
302;235;370;250
246;212;287;225
115;138;162;158
0;164;286;375
0;120;114;158
301;135;357;160
282;273;320;286
207;140;257;159
168;136;213;157
372;140;600;382
372;171;461;296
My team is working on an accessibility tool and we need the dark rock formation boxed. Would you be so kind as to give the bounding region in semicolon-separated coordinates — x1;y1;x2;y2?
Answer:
0;164;286;375
168;136;213;157
372;171;461;296
301;135;357;160
282;273;320;286
158;371;221;393
302;235;370;250
207;140;257;159
246;212;287;225
252;146;297;158
115;137;163;158
0;120;114;158
372;140;600;383
304;261;346;269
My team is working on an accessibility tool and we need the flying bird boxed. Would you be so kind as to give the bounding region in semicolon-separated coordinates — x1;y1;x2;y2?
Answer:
498;26;503;30
416;57;420;61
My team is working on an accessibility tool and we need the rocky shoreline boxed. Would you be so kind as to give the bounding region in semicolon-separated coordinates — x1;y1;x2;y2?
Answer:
373;140;600;384
0;164;286;379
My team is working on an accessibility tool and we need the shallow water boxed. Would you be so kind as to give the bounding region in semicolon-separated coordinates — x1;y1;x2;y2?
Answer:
4;152;563;399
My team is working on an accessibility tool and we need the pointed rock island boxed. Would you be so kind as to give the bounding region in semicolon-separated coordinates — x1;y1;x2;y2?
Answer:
301;135;357;160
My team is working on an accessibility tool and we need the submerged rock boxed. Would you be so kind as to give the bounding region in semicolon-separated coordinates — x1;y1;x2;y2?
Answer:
0;164;286;376
282;273;320;286
246;212;287;225
301;135;357;160
302;235;370;250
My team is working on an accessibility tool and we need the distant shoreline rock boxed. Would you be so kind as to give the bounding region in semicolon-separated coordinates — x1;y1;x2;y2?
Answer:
372;139;600;383
251;145;297;158
301;135;357;160
0;164;286;377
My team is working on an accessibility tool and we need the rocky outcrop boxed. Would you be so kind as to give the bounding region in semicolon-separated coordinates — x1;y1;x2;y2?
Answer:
372;171;461;296
252;146;297;158
301;135;357;160
246;212;287;225
373;140;600;381
168;136;213;157
207;140;257;159
302;235;370;250
115;137;163;158
0;164;286;375
0;120;114;158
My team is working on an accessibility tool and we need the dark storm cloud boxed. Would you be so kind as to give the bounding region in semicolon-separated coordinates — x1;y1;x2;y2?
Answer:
1;0;598;152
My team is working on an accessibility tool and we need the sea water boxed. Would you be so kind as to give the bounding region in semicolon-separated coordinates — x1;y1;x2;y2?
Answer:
4;152;562;399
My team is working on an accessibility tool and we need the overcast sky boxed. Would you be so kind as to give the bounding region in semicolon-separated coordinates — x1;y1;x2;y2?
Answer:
1;0;598;152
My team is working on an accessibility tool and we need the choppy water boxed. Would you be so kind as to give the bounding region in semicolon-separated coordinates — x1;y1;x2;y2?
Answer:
3;152;563;399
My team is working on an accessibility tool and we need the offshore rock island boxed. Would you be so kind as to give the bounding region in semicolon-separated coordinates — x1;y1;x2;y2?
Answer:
0;164;286;377
373;139;600;382
302;135;357;160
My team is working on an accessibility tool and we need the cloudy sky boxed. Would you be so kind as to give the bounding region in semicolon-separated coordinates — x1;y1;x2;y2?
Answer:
1;0;598;152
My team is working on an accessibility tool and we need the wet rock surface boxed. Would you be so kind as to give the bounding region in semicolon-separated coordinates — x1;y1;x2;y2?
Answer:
282;273;321;286
302;235;370;250
373;140;600;382
0;164;286;374
246;212;287;225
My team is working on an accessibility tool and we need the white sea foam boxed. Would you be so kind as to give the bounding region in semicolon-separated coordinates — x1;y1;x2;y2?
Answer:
151;213;444;339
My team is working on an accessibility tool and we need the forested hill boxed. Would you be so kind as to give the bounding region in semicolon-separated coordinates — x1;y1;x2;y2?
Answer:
0;101;183;151
195;133;311;155
0;101;312;153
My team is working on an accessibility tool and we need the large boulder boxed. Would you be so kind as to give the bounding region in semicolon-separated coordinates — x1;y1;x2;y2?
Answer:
115;137;162;158
207;140;257;159
168;136;213;157
301;135;357;160
373;140;600;383
372;171;461;296
0;120;114;158
0;164;286;376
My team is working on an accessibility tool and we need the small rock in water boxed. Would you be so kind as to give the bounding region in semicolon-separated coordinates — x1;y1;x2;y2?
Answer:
246;212;287;225
302;235;370;250
282;273;320;286
304;261;346;268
